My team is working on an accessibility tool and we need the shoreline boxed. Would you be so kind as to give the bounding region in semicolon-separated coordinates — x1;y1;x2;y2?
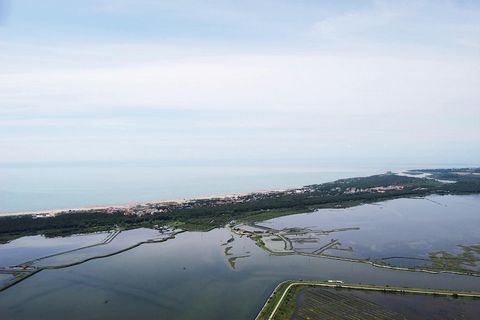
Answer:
0;187;291;217
0;169;419;217
1;168;410;217
1;168;478;245
0;169;422;218
2;166;477;217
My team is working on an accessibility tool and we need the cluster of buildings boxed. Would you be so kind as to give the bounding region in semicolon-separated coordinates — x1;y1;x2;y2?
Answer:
117;188;316;217
42;181;409;218
98;183;407;217
344;185;404;195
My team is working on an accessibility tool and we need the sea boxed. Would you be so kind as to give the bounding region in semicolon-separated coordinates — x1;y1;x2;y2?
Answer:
0;160;475;214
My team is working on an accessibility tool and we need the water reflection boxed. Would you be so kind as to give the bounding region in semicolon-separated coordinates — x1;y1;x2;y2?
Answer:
0;195;479;319
255;195;480;270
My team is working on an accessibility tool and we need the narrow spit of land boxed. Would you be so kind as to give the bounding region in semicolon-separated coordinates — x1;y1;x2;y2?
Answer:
1;168;479;243
256;280;480;320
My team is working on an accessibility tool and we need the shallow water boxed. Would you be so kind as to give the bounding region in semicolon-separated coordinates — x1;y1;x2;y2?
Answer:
0;195;480;319
0;232;109;268
33;228;170;267
1;228;480;319
259;195;480;266
0;274;14;287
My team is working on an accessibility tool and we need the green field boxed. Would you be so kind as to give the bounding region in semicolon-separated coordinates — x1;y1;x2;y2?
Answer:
256;281;480;320
291;287;402;320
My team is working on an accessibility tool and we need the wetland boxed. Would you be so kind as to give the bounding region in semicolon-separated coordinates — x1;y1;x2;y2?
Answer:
1;194;480;319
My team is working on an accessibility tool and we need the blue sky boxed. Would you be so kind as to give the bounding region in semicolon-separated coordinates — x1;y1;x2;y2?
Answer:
0;0;479;166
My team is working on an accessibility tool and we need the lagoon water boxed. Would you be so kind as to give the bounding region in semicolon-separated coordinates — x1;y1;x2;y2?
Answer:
1;195;480;319
259;194;480;267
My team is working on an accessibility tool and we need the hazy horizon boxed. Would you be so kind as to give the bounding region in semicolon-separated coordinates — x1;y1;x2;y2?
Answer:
1;0;479;166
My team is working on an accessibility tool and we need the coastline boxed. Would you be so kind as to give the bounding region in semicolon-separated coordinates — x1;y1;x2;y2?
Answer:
1;168;407;217
1;168;479;245
0;167;468;217
0;187;291;217
1;168;450;217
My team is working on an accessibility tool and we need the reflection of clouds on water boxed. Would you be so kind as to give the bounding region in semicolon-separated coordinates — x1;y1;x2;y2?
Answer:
0;274;14;287
0;232;110;268
249;195;480;271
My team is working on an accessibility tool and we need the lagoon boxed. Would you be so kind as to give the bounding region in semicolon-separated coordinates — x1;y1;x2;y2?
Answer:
0;195;479;319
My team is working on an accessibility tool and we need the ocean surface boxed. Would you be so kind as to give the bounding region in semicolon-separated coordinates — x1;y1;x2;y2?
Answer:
0;161;474;214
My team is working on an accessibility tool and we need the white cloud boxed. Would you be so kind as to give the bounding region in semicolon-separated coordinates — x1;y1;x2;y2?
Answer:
311;10;397;40
1;49;479;118
1;1;479;163
309;0;480;51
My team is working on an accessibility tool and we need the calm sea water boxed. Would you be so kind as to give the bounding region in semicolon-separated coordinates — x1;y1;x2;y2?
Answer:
0;162;472;214
0;164;384;214
1;195;479;319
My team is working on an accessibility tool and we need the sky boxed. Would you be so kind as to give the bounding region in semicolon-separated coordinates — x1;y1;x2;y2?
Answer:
0;0;479;166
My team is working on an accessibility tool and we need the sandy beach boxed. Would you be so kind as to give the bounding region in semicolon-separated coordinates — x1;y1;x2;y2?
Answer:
0;187;290;218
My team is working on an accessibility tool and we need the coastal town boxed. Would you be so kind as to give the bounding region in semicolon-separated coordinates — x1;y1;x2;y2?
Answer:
32;179;408;218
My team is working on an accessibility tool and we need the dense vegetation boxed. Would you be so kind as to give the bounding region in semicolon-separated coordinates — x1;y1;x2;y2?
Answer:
412;168;480;192
0;211;164;242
